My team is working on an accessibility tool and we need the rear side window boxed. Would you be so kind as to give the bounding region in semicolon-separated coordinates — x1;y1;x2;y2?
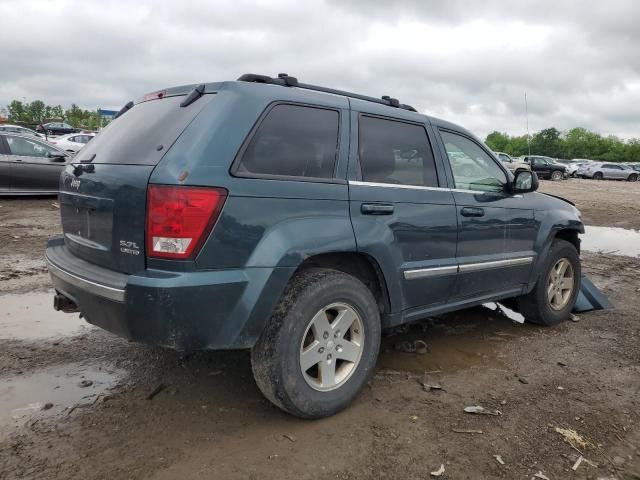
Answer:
237;104;339;179
358;116;438;187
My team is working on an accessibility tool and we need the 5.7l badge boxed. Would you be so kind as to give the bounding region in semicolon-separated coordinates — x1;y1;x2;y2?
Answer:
119;240;141;255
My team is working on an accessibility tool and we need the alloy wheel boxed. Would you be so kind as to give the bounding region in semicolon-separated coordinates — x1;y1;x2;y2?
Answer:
547;258;575;310
299;302;364;392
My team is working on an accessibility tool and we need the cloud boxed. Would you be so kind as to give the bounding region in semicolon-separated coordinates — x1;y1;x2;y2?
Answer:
1;0;638;138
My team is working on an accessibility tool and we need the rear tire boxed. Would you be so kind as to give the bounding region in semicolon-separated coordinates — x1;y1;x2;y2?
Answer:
628;174;638;182
551;170;563;181
251;268;381;419
516;239;581;326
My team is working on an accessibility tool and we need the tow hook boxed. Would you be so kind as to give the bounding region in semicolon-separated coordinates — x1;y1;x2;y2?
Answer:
53;292;80;313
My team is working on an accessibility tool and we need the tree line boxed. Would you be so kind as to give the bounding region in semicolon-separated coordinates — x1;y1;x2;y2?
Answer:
3;100;107;130
485;127;640;163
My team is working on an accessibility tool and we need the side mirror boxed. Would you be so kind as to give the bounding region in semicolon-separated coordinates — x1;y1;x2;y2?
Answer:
47;151;68;161
510;170;538;193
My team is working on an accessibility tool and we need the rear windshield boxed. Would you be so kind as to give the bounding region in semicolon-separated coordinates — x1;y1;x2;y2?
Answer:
74;95;215;165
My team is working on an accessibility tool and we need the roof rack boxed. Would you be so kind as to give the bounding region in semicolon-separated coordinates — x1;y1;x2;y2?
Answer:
237;73;417;112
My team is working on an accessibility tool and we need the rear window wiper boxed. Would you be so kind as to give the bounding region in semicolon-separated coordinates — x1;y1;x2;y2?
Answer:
114;101;134;119
180;84;205;107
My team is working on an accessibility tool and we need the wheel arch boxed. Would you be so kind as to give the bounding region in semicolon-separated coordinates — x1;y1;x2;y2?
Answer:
554;228;581;254
525;220;584;293
292;252;392;317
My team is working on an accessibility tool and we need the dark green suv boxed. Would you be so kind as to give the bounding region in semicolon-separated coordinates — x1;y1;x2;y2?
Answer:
47;74;584;418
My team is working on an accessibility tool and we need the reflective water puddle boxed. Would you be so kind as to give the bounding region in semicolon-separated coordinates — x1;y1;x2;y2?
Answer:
378;305;534;374
0;363;125;440
0;290;91;340
582;226;640;257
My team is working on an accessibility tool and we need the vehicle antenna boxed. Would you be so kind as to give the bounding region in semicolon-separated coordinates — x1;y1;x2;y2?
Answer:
525;92;531;158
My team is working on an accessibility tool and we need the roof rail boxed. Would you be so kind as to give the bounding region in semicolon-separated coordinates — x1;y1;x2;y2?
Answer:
237;73;417;112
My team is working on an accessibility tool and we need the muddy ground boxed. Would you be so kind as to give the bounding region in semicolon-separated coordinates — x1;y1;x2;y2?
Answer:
0;179;638;480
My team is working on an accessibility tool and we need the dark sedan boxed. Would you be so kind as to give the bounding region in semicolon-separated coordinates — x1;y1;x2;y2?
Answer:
36;122;80;136
0;133;70;195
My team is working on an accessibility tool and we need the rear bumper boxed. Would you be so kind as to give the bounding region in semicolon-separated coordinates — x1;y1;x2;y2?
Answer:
46;237;293;351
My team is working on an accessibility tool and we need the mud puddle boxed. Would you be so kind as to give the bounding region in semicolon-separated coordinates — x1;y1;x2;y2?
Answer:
0;290;92;340
0;364;126;440
582;225;640;257
378;305;533;374
0;363;125;440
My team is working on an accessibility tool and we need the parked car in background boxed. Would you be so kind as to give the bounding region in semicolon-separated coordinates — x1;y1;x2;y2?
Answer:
0;133;70;195
494;152;531;174
46;74;584;419
522;155;567;181
48;132;96;153
36;122;80;136
0;124;43;138
561;159;594;177
577;162;638;181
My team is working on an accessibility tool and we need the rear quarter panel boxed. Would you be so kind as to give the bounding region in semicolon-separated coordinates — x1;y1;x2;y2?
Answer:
150;82;355;270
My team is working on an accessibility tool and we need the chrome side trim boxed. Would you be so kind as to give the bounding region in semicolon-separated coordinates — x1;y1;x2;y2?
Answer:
46;258;126;303
404;265;458;280
404;256;534;280
349;180;506;196
458;256;533;273
349;180;446;193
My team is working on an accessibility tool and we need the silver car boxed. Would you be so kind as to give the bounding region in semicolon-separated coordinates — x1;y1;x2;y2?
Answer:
577;162;638;181
0;124;43;138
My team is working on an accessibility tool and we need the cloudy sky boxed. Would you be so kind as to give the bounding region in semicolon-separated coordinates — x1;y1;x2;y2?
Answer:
1;0;639;139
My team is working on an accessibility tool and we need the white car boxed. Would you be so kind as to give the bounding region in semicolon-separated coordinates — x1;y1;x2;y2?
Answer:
48;133;95;153
566;159;593;177
493;151;531;174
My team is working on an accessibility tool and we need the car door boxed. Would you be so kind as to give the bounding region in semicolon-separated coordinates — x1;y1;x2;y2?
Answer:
533;157;550;177
606;164;624;179
436;129;538;300
63;135;81;152
5;135;68;192
348;101;458;319
0;136;12;192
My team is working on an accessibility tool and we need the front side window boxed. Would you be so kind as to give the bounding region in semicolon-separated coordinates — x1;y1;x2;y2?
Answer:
358;116;438;187
440;131;507;193
237;104;339;179
6;135;58;158
532;158;544;167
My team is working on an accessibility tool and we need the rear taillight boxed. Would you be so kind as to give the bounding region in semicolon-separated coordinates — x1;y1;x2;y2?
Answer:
146;185;227;260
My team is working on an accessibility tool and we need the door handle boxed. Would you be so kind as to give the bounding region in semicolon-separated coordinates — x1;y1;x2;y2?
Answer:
361;203;394;215
461;207;484;217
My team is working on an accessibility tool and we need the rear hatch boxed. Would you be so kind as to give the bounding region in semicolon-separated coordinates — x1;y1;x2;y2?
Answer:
59;90;216;274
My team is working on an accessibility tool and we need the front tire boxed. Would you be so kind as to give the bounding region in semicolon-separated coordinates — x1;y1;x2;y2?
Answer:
251;268;381;418
593;172;603;180
551;170;563;181
516;239;581;326
628;174;638;182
